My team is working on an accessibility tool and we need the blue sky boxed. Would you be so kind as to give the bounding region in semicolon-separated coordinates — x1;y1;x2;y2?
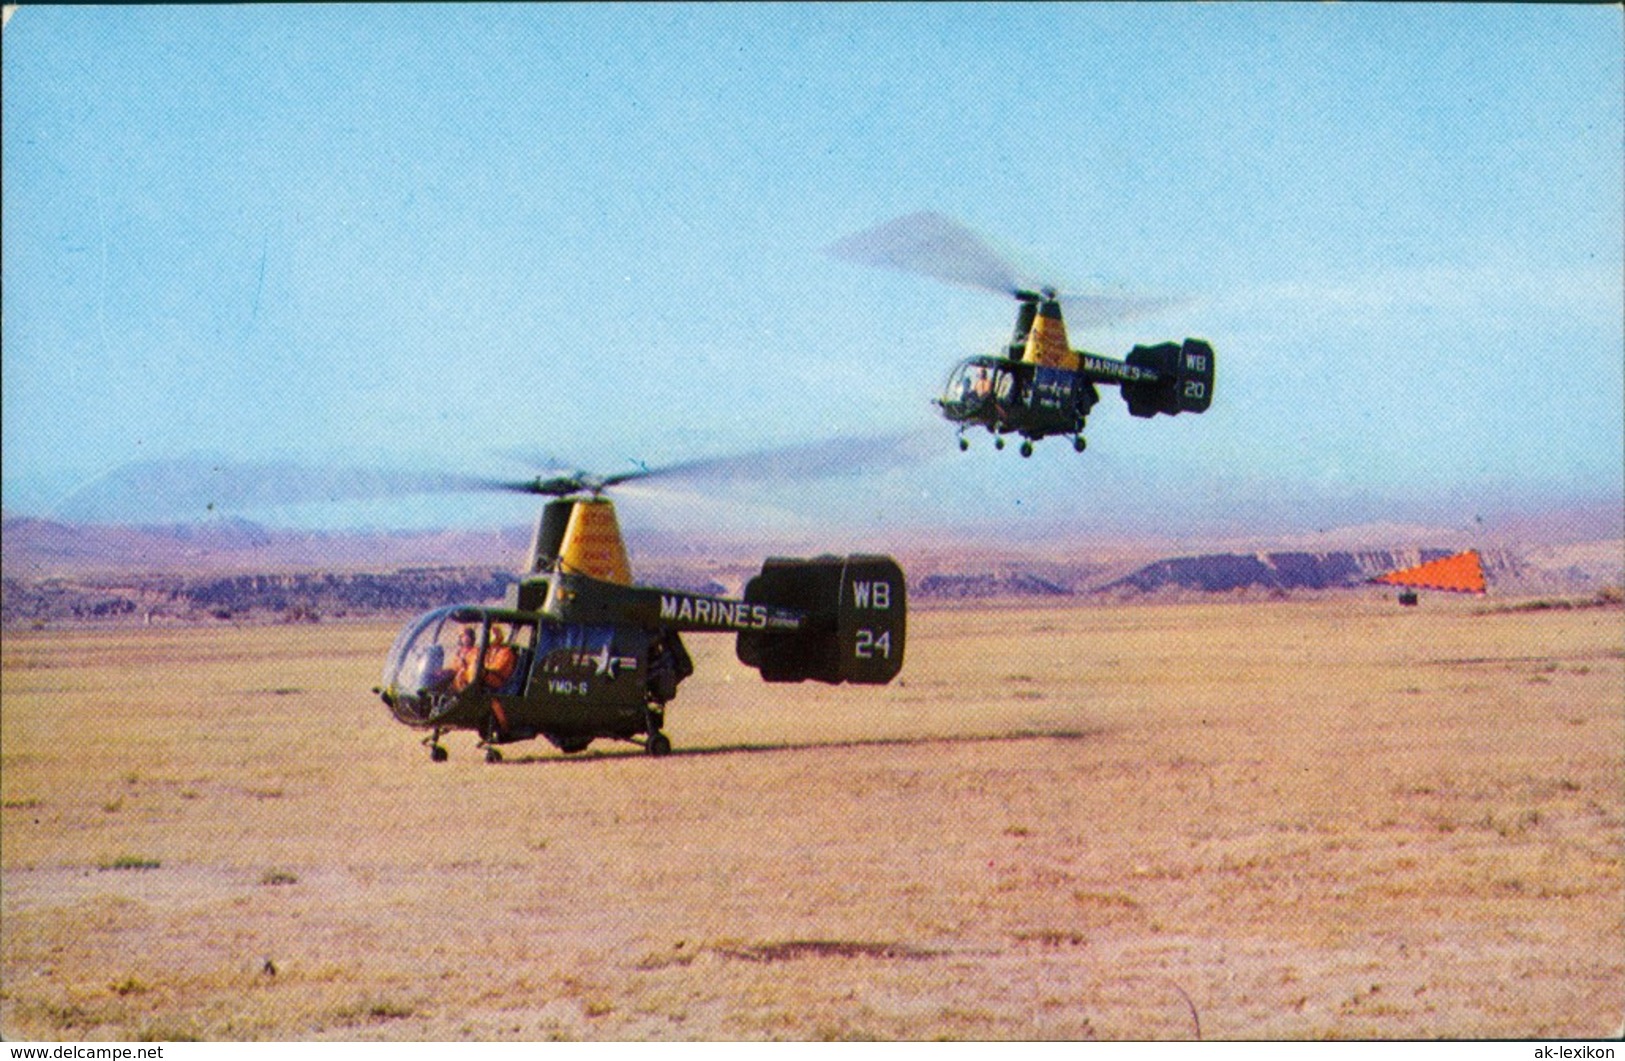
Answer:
3;4;1620;542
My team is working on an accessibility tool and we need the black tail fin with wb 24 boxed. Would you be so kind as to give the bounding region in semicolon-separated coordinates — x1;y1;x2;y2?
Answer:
736;556;906;685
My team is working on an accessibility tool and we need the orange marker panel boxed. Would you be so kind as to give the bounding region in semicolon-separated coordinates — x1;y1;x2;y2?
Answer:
1371;550;1487;595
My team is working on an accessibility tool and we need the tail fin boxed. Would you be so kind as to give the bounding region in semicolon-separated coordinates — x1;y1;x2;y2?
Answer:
736;556;906;684
1172;338;1214;413
1122;338;1215;418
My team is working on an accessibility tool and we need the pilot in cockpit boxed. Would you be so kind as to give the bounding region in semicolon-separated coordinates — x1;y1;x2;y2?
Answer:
429;625;480;692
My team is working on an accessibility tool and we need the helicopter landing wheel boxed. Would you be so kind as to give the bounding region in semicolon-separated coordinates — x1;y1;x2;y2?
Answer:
643;705;670;757
429;743;448;762
958;436;969;452
1019;441;1034;458
1072;436;1087;453
994;436;1005;451
478;718;504;763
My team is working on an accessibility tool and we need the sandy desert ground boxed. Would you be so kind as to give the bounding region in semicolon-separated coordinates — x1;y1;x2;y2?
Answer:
1;597;1620;1041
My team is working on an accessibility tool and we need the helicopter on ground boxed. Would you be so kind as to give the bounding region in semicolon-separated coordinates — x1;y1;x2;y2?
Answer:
372;457;907;762
827;212;1216;457
362;448;916;760
57;442;913;763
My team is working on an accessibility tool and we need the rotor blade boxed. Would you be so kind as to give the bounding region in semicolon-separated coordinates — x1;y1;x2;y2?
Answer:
825;211;1024;297
49;431;940;524
485;474;596;497
500;432;941;494
52;458;503;523
1060;291;1189;327
830;212;1190;325
606;430;939;491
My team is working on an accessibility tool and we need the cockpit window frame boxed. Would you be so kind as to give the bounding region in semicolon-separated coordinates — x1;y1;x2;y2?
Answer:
943;355;1025;415
381;605;538;698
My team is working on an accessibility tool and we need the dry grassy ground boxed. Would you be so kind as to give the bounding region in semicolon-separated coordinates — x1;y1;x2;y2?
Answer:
2;598;1620;1041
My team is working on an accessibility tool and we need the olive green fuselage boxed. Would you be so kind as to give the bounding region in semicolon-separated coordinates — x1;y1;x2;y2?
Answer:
376;556;905;758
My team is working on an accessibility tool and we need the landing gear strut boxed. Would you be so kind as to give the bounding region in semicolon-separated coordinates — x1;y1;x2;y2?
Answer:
644;707;671;757
478;716;504;764
424;729;448;762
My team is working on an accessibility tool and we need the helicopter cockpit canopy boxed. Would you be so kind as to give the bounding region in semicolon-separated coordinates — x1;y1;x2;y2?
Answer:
379;605;536;726
382;606;466;694
939;356;1020;420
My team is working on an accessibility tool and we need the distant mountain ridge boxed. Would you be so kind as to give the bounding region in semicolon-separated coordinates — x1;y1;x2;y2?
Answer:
0;515;531;577
2;514;1618;626
901;546;1614;602
1092;548;1516;597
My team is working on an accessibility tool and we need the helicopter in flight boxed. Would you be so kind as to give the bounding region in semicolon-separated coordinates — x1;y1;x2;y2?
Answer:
827;211;1216;457
375;460;907;762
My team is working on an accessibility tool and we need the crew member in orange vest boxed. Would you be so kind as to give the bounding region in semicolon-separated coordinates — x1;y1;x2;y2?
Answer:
447;626;480;692
482;625;518;691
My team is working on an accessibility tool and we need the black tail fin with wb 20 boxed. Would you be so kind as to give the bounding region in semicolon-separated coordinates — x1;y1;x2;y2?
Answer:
1122;338;1215;418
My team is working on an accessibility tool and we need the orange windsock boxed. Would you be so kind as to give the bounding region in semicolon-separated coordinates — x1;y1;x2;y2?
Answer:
1371;550;1487;595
